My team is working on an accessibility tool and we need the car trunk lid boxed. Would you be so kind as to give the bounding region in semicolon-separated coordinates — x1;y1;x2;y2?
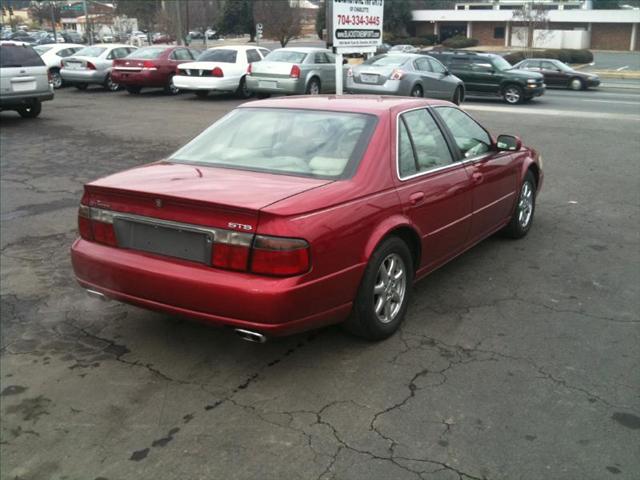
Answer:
250;60;300;79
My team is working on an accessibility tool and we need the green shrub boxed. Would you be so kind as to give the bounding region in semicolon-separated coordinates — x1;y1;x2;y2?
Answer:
503;48;593;65
387;35;438;47
442;35;479;49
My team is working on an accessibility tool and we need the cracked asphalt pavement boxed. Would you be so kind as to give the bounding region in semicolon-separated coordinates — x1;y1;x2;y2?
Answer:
1;86;639;480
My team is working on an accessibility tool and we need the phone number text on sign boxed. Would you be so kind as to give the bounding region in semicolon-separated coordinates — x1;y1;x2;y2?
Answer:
332;0;384;49
336;15;381;26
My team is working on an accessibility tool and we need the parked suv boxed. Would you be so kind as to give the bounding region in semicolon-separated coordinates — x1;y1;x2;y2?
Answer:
0;41;54;118
427;50;545;104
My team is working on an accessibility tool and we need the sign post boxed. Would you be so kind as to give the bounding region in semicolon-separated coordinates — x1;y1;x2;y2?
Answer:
330;0;384;95
256;23;263;46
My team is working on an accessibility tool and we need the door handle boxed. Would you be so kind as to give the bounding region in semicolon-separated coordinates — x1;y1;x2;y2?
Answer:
472;172;483;183
409;192;425;205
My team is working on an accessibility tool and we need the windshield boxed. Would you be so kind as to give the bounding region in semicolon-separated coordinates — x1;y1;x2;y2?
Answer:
364;55;407;67
74;46;106;57
196;49;237;63
34;45;54;55
127;47;165;59
492;56;512;71
265;50;307;63
170;108;377;179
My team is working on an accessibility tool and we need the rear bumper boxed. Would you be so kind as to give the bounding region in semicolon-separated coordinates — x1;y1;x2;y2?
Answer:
246;76;305;95
60;68;107;84
111;69;168;87
0;91;53;108
173;75;239;92
346;78;405;95
71;239;361;336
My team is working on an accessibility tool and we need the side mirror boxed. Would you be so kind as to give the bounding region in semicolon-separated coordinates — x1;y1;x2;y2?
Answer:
496;134;522;152
444;69;450;76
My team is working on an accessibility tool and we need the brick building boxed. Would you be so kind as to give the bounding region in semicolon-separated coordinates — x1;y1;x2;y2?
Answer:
412;0;640;51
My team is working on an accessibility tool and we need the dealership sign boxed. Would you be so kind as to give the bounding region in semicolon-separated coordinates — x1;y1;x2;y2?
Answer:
332;0;384;49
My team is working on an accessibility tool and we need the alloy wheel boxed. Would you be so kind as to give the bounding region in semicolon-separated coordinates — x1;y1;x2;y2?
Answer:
308;80;320;95
106;76;119;91
570;78;583;91
518;180;534;229
51;71;63;89
373;253;407;324
504;87;521;104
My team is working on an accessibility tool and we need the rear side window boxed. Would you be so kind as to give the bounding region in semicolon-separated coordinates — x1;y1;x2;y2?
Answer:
414;58;432;72
450;57;471;70
436;107;492;158
171;48;193;60
75;46;106;57
398;109;453;178
130;47;166;59
0;45;45;67
428;58;447;74
259;48;270;58
314;52;330;64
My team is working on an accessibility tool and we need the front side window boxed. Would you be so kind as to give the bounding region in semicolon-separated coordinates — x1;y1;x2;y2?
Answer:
436;107;492;158
170;108;377;179
397;109;453;179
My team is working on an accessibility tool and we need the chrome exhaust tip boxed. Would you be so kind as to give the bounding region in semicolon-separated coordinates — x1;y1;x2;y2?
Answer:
234;328;267;344
86;289;108;301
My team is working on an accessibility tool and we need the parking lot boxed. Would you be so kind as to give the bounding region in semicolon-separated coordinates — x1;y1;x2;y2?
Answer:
1;84;639;480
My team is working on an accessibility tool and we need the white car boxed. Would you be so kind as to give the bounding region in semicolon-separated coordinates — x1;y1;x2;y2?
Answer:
33;43;84;88
173;45;270;99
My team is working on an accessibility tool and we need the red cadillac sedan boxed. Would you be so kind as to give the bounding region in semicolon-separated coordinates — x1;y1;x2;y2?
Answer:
111;45;199;95
71;96;543;342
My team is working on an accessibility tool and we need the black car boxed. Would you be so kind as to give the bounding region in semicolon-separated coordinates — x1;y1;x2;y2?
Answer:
427;50;545;105
513;58;600;90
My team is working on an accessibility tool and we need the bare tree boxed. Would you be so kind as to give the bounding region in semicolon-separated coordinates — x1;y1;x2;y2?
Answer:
253;0;302;47
511;2;551;54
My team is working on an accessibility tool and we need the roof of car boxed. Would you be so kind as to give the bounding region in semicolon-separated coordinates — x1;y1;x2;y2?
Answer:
205;45;269;52
519;58;561;62
240;95;452;115
273;47;330;53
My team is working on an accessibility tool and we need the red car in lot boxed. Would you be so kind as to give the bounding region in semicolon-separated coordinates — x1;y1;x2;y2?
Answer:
111;46;199;94
71;96;543;342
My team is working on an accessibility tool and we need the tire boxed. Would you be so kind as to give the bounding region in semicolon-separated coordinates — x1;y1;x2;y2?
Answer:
569;77;584;91
410;84;424;97
195;90;209;98
103;74;120;92
452;86;463;105
344;236;414;341
305;77;321;95
502;84;523;105
75;83;88;90
17;100;42;118
235;76;251;99
126;86;142;94
502;171;537;239
50;69;63;89
164;75;179;95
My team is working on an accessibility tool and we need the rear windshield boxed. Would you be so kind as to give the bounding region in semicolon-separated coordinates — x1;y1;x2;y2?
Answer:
196;49;237;63
265;50;307;63
33;45;54;55
127;46;165;59
74;46;106;57
170;108;377;179
363;55;407;67
0;45;44;67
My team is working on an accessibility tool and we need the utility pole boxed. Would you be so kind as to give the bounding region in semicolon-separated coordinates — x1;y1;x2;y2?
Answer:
50;1;57;43
82;0;92;45
175;0;184;45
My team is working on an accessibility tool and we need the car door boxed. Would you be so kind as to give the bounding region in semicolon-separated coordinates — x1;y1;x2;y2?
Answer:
434;106;519;242
540;60;566;87
312;51;334;92
413;57;447;99
170;48;193;74
468;59;500;94
393;107;473;271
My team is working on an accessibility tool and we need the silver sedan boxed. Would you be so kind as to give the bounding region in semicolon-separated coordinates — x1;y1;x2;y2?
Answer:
60;44;137;91
246;47;338;96
346;53;465;104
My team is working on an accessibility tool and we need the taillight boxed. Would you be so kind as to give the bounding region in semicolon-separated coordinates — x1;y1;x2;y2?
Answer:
246;63;252;75
390;69;404;80
250;236;310;276
77;202;117;247
211;66;224;77
86;61;96;70
290;65;301;78
347;68;353;78
211;230;252;271
142;60;157;70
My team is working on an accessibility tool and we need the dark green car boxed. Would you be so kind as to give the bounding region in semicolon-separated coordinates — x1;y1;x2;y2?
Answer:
427;51;545;105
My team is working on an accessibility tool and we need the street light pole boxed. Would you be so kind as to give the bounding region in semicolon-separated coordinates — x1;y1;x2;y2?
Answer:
175;0;184;45
50;1;58;43
82;0;92;45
